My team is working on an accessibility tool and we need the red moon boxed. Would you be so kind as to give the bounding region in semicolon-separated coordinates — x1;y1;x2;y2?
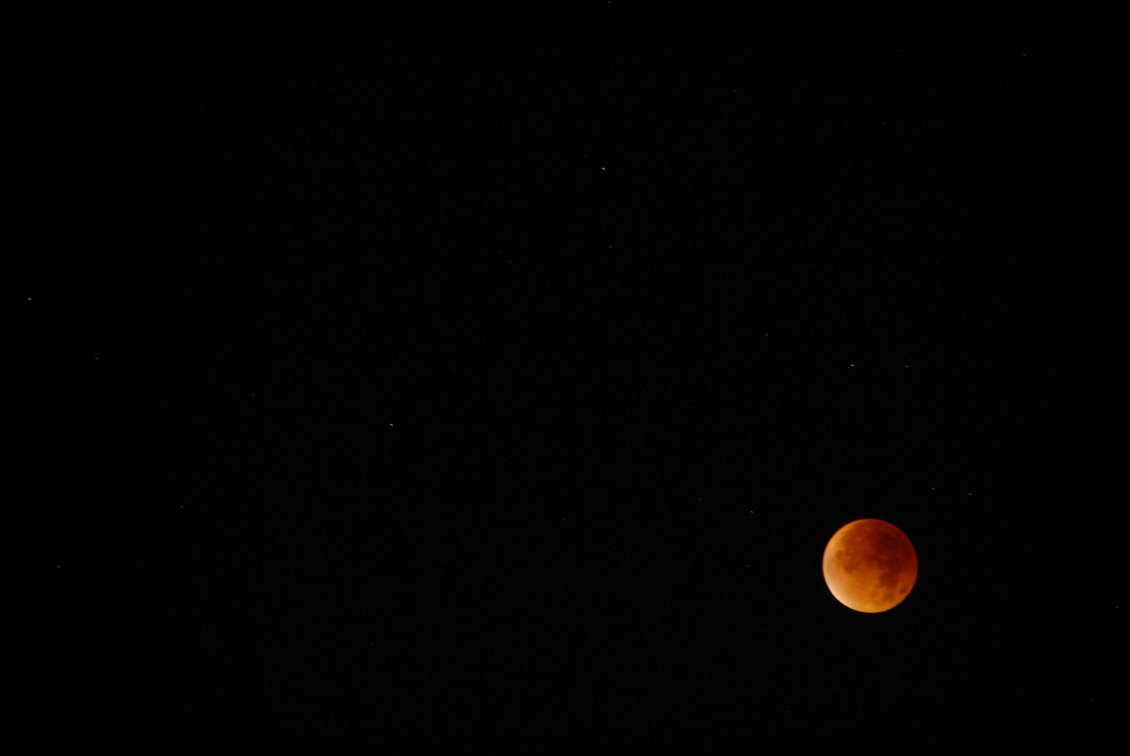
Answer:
823;519;918;613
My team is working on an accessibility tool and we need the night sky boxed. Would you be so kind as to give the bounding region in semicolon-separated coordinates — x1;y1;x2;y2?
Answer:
8;7;1125;750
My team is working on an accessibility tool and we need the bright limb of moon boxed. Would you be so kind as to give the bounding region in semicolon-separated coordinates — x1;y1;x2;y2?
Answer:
823;518;917;613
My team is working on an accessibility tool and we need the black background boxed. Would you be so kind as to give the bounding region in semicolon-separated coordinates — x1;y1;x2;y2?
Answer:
7;7;1125;750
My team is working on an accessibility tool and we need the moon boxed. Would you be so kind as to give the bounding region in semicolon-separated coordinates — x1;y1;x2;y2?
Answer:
823;519;918;613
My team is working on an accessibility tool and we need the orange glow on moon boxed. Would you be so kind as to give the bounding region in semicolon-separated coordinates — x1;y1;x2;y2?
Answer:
823;519;918;613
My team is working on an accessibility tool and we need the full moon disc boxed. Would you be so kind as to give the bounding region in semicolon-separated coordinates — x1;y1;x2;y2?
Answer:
823;519;917;613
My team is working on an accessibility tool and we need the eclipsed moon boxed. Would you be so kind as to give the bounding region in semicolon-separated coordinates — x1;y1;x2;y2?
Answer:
823;518;917;613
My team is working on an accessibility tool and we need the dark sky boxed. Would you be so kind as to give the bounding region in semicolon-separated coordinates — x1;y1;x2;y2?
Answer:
8;7;1125;750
